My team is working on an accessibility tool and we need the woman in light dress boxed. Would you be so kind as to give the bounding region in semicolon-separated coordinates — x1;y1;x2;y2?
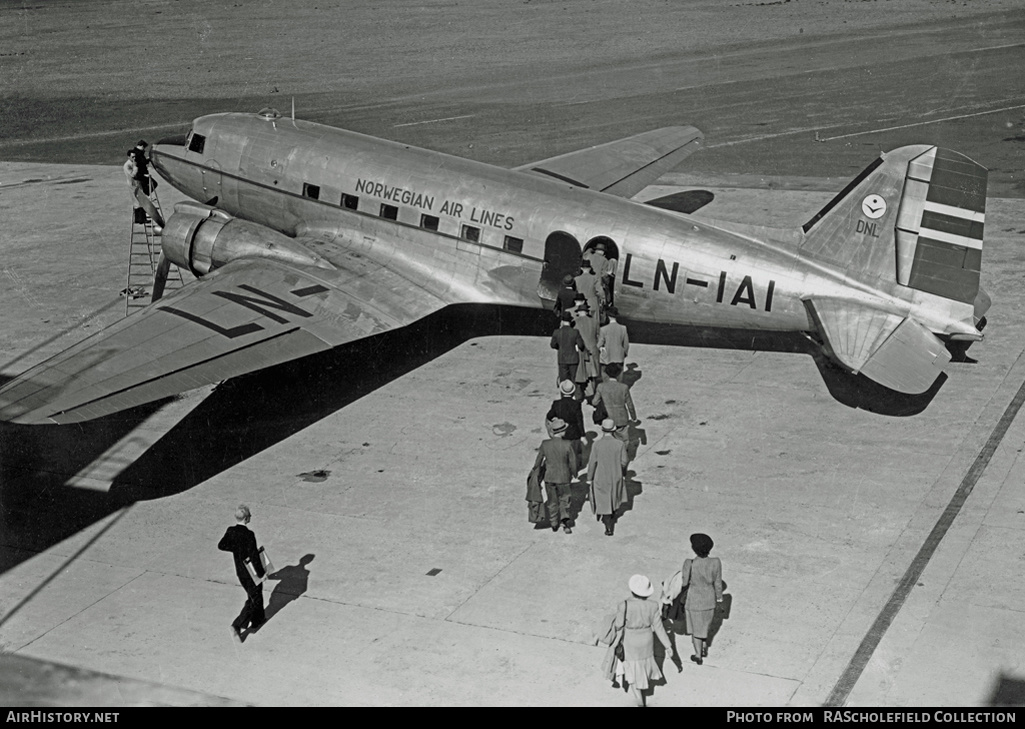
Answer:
610;574;676;706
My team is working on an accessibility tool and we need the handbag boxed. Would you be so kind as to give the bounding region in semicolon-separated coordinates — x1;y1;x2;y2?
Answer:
613;600;627;661
662;560;692;620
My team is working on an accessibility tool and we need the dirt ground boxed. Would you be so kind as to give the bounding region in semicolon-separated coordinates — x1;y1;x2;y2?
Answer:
2;0;1023;194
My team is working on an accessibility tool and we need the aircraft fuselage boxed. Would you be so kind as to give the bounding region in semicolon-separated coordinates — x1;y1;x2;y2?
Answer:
150;112;980;346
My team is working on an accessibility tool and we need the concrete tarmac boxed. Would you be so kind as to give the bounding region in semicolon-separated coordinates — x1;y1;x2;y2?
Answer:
2;0;1025;707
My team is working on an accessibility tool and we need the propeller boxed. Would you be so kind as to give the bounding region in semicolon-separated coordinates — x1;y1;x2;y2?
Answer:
151;251;171;303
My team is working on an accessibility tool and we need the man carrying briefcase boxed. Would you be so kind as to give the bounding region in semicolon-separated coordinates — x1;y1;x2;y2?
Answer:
218;504;267;643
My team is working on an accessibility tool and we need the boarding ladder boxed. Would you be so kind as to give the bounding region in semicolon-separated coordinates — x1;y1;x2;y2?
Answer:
124;188;183;316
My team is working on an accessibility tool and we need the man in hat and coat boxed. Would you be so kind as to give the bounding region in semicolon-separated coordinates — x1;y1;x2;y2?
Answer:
550;312;586;386
587;418;629;535
547;379;585;464
572;300;600;401
554;274;578;321
574;258;604;317
532;418;577;534
593;362;637;444
587;241;616;305
598;306;629;381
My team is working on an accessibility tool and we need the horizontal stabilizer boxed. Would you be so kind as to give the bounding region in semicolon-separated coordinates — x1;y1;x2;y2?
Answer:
804;297;950;394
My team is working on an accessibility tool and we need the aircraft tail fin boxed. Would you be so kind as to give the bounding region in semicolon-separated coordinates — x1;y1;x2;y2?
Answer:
799;145;987;307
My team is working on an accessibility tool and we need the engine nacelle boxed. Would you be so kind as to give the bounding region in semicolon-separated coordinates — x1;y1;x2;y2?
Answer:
161;201;334;276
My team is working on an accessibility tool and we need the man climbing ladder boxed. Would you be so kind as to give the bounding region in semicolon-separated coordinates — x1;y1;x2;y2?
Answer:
123;140;164;230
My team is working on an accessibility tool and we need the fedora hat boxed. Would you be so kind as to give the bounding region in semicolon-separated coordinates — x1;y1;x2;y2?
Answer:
559;380;576;395
628;574;653;597
601;418;616;432
549;418;568;435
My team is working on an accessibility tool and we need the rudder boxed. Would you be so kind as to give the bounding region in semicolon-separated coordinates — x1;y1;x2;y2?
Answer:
894;147;986;304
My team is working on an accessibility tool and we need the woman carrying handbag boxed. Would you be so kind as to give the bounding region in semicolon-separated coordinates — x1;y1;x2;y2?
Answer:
605;575;676;706
681;533;723;665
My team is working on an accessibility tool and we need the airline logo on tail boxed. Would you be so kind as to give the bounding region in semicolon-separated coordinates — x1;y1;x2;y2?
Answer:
861;194;887;219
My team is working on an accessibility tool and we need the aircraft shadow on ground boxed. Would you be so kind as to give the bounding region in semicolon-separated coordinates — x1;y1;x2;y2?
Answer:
627;320;949;417
0;306;948;575
0;304;551;574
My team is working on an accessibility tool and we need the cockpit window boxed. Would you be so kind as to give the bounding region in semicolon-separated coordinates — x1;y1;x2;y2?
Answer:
188;133;206;154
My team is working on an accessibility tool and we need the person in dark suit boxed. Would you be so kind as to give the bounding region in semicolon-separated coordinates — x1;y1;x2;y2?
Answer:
547;379;585;465
218;504;266;642
533;420;578;534
554;274;579;321
550;312;586;385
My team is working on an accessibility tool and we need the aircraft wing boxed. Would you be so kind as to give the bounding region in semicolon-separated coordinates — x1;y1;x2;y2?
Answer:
0;252;450;425
804;297;951;394
515;126;703;199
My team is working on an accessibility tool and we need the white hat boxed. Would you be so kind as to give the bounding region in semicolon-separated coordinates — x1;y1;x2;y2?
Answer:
601;418;616;432
628;574;653;597
559;380;576;395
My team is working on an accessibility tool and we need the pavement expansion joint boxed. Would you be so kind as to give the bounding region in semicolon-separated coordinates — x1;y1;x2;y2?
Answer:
8;571;147;655
443;541;536;622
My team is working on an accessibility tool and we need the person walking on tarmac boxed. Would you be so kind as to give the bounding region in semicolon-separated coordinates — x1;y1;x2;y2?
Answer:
533;419;578;534
547;379;585;465
587;418;629;536
218;504;266;643
551;312;586;386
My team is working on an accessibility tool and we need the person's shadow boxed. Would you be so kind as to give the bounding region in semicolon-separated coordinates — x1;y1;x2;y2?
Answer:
622;363;642;389
265;554;315;622
707;584;732;651
626;421;647;462
620;469;643;514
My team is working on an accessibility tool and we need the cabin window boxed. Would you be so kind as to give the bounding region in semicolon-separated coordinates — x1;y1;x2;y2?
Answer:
341;194;358;210
302;183;320;200
380;203;398;220
188;133;206;154
461;224;480;242
503;236;524;254
421;214;439;231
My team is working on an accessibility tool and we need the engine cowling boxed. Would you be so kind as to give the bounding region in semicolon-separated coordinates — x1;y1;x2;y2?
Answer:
160;201;334;276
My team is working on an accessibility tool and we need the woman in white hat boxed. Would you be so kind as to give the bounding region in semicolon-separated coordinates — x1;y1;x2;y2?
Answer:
609;574;676;706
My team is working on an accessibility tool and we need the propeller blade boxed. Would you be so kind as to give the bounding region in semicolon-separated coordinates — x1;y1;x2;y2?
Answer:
151;251;171;302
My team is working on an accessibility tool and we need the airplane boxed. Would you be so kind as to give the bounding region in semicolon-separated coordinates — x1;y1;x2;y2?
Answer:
0;108;990;425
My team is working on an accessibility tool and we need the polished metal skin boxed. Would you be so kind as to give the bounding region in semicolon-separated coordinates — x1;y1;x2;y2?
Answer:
0;110;989;424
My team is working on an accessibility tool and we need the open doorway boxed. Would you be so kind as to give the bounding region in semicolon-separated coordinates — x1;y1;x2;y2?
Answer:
538;231;582;304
